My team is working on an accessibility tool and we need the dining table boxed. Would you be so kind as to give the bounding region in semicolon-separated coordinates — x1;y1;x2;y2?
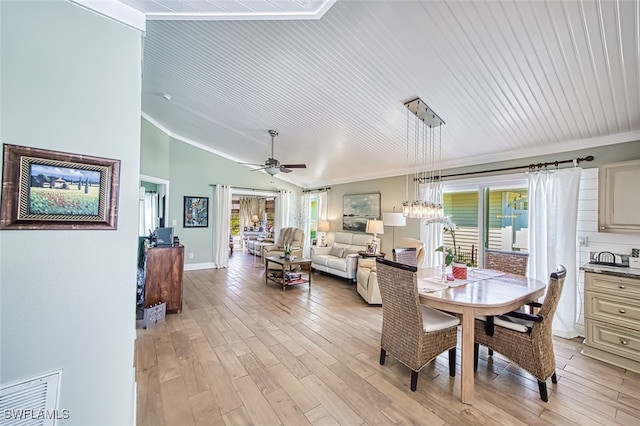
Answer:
417;268;547;405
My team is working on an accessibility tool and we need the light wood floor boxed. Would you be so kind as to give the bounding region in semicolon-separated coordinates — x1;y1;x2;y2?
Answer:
136;252;640;425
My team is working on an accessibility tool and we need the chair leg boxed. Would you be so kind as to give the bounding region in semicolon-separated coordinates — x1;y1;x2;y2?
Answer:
474;343;479;372
551;372;558;384
538;380;549;402
379;348;386;365
410;370;418;391
448;347;456;377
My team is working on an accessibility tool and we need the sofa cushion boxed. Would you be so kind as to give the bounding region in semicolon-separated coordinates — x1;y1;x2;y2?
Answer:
312;254;332;267
343;248;360;257
334;232;354;245
329;246;344;258
327;257;348;272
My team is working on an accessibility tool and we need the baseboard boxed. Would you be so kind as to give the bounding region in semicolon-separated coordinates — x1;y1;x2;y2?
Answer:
184;262;216;271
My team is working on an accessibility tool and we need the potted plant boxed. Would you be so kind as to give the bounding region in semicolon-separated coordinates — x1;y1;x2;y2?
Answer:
283;244;292;260
435;222;467;279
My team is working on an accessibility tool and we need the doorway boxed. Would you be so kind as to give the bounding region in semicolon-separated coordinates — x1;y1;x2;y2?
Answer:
139;174;170;237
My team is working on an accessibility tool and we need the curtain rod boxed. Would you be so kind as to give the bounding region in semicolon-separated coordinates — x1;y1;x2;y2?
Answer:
209;184;279;193
414;155;594;182
302;186;331;193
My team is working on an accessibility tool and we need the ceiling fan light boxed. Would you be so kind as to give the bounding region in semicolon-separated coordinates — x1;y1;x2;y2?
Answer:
265;166;280;176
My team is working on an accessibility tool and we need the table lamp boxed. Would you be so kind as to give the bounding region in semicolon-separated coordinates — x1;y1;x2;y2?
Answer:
251;214;259;227
317;221;330;247
365;219;384;251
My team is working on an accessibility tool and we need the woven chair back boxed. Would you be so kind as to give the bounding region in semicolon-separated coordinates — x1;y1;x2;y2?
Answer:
536;265;567;324
484;250;528;276
375;258;423;353
393;247;418;267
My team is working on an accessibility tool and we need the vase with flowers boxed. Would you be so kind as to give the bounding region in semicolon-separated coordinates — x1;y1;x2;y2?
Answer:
283;244;292;260
435;221;468;280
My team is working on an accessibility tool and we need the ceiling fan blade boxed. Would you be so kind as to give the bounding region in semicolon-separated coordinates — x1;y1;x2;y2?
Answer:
250;166;268;172
280;164;306;169
280;167;293;174
238;162;266;167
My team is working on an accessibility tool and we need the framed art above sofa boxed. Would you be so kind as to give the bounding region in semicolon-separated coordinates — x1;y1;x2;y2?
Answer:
342;193;380;232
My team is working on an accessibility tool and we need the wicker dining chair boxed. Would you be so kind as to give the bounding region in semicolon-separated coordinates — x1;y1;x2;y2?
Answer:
473;265;567;402
375;257;459;391
392;247;418;267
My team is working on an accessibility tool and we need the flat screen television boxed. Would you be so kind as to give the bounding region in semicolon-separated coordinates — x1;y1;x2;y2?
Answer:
155;227;174;247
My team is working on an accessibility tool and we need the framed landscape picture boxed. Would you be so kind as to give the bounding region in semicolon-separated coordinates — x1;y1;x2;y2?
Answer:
184;196;208;227
0;144;120;230
343;193;381;232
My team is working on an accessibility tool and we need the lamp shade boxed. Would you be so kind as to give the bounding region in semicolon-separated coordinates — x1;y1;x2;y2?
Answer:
251;214;259;223
317;220;330;232
365;219;384;235
383;212;406;227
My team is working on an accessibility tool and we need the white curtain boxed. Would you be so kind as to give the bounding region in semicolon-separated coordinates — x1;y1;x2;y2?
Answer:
212;184;232;268
258;198;266;224
528;168;582;338
301;193;311;258
418;182;443;268
318;191;328;220
275;190;290;235
420;222;443;268
139;192;159;236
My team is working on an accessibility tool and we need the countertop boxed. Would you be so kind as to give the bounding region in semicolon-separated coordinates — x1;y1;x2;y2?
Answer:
580;263;640;279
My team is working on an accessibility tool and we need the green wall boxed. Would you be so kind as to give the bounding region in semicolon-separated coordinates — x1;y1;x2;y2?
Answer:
141;117;302;266
140;117;170;179
1;1;141;424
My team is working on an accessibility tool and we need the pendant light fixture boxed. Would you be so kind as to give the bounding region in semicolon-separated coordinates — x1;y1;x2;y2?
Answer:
401;97;447;223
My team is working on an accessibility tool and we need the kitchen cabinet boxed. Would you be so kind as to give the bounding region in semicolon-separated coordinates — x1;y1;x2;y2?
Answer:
144;245;184;313
583;271;640;373
598;159;640;233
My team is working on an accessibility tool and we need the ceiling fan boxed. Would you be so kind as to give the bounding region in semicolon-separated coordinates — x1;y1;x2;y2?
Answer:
244;130;307;176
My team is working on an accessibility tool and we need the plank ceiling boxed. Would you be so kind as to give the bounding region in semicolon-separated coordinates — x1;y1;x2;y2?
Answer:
120;0;640;188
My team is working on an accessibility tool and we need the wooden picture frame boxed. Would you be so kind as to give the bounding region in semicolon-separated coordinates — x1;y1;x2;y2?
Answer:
0;144;120;230
183;196;208;228
343;192;381;232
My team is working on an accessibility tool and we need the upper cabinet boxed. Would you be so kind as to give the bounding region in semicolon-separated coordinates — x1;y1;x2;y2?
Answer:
598;160;640;233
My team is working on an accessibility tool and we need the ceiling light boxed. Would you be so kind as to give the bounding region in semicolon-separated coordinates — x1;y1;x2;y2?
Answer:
402;97;447;223
265;165;280;176
161;93;172;101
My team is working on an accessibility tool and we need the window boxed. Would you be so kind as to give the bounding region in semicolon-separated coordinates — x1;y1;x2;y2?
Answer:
442;176;529;267
309;195;318;240
485;188;528;252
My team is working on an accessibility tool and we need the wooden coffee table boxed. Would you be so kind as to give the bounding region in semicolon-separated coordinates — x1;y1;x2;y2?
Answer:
264;256;312;291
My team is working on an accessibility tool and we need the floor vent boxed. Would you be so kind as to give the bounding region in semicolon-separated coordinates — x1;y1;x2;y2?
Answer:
0;370;62;426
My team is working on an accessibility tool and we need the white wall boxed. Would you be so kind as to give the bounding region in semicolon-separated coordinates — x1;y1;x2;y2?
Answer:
575;168;640;335
0;1;142;424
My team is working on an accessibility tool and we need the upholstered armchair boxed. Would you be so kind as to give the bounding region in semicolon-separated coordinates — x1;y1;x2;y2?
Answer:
262;227;305;262
356;257;381;304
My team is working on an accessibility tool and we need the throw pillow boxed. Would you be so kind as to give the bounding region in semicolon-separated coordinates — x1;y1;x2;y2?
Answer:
342;248;354;258
329;246;344;258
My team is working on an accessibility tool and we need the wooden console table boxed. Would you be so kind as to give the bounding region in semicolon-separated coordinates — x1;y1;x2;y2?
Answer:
144;245;184;313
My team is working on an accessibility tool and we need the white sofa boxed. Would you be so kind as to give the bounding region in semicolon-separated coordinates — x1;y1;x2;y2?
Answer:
311;232;374;281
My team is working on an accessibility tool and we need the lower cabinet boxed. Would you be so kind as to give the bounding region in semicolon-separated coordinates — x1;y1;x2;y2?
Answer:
144;245;185;313
583;272;640;372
